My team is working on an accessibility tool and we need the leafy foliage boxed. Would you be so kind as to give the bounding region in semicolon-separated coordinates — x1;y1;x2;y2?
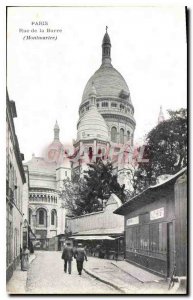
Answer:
60;159;126;216
133;108;187;194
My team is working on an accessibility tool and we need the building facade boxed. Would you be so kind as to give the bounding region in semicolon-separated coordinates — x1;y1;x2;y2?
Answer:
25;122;71;250
6;91;26;282
114;168;187;279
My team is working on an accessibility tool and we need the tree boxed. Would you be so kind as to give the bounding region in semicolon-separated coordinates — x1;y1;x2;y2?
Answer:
134;108;187;194
59;176;89;217
60;159;126;216
83;159;126;206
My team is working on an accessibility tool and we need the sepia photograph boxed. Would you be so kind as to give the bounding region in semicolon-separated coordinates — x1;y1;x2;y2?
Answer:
6;5;187;295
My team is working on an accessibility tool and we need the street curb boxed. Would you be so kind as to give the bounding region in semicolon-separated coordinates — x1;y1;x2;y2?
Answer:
83;267;125;294
111;262;144;283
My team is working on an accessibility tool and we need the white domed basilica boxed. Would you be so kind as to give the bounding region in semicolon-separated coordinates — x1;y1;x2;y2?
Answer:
73;28;136;180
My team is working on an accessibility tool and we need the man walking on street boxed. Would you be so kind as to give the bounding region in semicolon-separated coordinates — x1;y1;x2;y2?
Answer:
74;243;87;275
61;241;74;274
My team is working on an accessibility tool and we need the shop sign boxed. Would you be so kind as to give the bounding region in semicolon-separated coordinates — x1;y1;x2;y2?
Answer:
126;216;139;226
150;207;164;220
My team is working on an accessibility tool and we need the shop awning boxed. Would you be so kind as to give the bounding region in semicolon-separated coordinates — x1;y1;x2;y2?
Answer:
70;235;115;241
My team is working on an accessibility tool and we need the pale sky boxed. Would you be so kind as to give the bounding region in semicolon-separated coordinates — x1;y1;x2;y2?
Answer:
7;6;187;162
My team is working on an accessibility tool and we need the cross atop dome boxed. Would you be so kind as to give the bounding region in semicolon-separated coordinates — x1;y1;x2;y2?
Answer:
106;25;108;32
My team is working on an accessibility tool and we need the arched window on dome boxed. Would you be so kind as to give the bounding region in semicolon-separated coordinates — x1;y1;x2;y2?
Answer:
120;128;124;144
111;103;117;108
104;47;109;56
111;127;117;143
127;131;131;142
102;102;108;108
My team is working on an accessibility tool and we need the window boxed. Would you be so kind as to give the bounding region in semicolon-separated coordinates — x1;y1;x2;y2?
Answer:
111;103;117;108
39;210;44;225
88;147;93;161
120;128;124;144
111;127;117;143
14;170;17;204
29;208;32;225
86;106;89;111
139;224;149;250
149;222;167;254
120;104;125;110
97;103;99;108
102;102;108;107
51;210;57;226
37;208;47;226
126;222;167;258
65;171;67;176
127;131;130;142
104;47;110;56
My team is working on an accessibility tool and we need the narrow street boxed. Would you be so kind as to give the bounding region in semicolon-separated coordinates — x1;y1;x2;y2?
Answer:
26;251;119;294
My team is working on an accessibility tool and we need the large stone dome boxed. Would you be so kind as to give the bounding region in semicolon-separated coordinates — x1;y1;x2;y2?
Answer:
77;106;109;142
82;64;130;103
78;28;136;146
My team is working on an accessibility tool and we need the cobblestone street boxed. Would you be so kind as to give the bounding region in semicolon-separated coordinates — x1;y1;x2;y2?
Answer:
26;251;119;294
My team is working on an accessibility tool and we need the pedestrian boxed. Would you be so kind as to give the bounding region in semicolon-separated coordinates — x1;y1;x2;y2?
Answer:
74;243;87;275
61;241;74;274
21;245;30;271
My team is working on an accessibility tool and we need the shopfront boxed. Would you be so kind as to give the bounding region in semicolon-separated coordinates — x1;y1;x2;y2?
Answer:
70;235;124;260
114;168;187;278
66;193;124;260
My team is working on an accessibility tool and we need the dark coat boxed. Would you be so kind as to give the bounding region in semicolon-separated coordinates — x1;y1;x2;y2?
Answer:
62;246;74;261
74;247;87;262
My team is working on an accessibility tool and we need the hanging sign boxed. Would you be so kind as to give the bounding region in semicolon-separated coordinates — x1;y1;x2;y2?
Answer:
126;216;139;226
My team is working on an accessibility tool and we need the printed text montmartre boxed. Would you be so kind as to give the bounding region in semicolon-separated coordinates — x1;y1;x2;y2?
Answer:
23;35;57;40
